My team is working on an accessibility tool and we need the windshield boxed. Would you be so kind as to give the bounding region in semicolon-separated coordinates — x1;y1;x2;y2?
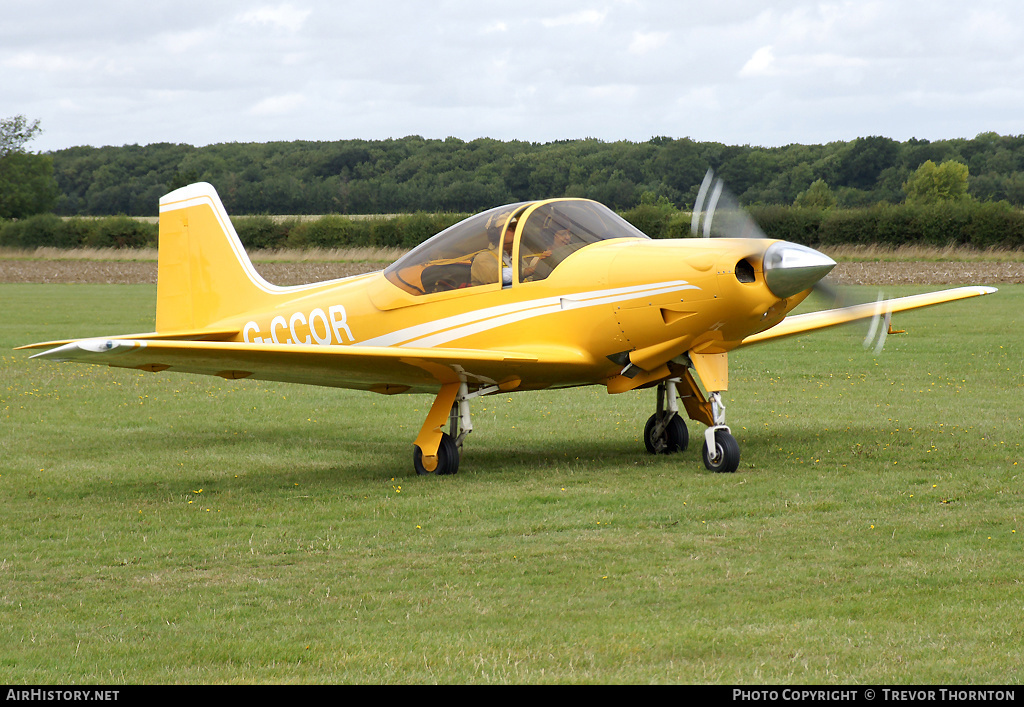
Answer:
518;200;649;282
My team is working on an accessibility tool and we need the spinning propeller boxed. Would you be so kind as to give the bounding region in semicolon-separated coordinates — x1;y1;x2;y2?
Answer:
690;169;892;353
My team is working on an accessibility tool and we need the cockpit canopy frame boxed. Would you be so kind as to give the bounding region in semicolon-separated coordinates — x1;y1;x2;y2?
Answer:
384;198;650;295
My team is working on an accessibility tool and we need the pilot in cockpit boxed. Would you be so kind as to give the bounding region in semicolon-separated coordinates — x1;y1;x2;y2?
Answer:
471;217;516;287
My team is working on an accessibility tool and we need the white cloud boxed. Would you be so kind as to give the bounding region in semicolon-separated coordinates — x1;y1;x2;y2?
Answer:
249;93;307;116
628;31;669;55
4;52;87;73
155;28;216;55
740;43;869;81
739;46;776;77
541;10;607;28
237;4;312;33
482;21;508;34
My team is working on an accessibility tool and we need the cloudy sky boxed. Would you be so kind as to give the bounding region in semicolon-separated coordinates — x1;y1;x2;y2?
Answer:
3;0;1023;153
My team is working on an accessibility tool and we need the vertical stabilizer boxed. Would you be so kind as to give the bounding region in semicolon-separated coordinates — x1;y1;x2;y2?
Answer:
156;183;277;332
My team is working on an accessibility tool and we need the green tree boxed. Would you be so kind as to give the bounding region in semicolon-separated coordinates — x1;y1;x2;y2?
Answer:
836;136;900;189
903;160;971;205
793;179;836;209
1;115;43;154
0;115;60;218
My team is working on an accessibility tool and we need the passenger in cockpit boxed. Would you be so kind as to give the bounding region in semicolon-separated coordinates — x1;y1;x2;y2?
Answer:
522;227;573;281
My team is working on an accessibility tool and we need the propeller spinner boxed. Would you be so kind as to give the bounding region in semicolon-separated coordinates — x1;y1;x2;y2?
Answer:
691;169;889;352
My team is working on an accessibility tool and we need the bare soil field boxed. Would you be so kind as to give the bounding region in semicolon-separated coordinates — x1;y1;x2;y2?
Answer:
830;261;1023;286
1;259;1021;286
0;259;375;285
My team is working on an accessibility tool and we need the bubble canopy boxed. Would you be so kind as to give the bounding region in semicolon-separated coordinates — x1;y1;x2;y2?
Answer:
384;199;650;295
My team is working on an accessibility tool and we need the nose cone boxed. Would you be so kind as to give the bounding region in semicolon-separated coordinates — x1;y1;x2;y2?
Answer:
763;242;836;298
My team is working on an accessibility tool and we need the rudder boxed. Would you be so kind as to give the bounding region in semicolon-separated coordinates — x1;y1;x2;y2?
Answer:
156;183;276;333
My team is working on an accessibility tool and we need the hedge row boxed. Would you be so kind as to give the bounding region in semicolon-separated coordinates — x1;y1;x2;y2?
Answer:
3;202;1024;251
0;212;468;251
232;213;467;250
749;201;1024;249
0;214;158;249
622;201;1024;248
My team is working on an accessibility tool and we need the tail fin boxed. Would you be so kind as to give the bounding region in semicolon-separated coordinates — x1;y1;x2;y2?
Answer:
156;183;277;333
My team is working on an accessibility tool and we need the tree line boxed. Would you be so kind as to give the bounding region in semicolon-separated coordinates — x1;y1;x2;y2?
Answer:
5;114;1024;250
41;132;1024;217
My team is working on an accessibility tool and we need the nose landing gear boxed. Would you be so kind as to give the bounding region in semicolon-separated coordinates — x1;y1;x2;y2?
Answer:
644;375;740;474
700;392;739;473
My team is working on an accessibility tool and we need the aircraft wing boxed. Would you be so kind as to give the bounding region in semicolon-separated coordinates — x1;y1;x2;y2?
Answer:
27;338;590;394
739;285;997;347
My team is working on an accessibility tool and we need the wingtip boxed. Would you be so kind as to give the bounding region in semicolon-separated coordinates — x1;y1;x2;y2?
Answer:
29;342;78;361
30;339;145;361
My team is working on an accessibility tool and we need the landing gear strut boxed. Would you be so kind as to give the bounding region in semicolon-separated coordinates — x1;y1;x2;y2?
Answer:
645;368;740;473
412;381;462;476
413;379;499;476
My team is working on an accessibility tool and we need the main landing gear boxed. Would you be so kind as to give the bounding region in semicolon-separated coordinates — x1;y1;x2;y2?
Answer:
413;431;460;476
412;374;742;477
643;379;689;454
412;379;501;476
643;379;740;473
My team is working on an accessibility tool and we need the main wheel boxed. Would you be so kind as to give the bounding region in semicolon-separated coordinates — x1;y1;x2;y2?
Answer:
643;413;689;454
702;429;740;473
414;432;460;475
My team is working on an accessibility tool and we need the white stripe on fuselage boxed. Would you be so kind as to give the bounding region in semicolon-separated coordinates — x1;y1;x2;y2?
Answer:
354;281;701;349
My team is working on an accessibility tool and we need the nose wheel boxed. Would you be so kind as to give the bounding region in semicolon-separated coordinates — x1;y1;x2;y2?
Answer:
701;428;740;473
700;392;740;473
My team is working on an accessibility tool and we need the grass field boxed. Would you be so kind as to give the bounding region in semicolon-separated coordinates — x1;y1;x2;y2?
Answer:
1;283;1021;684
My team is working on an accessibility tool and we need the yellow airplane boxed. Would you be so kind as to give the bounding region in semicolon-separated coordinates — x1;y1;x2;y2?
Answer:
21;182;996;475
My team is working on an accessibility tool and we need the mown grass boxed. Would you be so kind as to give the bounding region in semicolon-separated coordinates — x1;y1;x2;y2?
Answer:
1;283;1021;684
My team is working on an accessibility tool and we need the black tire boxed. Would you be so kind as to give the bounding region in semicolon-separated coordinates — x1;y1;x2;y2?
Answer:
414;433;460;475
643;413;689;454
701;429;740;473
